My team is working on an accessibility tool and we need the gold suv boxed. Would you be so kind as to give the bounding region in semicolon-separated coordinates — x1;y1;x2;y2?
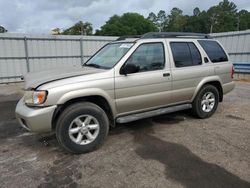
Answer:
16;32;235;153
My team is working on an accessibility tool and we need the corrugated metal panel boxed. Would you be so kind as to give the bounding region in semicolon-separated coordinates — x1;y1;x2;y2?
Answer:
29;58;81;72
0;33;117;83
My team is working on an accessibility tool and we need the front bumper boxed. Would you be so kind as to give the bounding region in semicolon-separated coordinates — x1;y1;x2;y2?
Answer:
15;98;57;133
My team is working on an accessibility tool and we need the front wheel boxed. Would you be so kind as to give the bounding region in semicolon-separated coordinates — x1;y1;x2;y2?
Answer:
192;85;219;119
56;102;109;154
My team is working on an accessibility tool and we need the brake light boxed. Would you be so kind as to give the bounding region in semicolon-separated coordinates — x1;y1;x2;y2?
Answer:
231;65;234;79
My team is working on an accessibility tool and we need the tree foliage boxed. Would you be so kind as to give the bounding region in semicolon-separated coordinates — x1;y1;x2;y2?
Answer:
56;0;250;36
148;10;167;32
95;13;157;36
0;26;7;33
51;28;61;35
146;0;250;33
62;21;93;35
238;10;250;31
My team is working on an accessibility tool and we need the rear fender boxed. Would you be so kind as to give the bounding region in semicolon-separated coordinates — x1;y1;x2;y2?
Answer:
191;76;222;102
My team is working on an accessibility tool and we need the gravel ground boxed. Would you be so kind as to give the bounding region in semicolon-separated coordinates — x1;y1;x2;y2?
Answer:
0;82;249;188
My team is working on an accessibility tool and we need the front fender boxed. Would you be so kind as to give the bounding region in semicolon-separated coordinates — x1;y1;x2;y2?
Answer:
57;88;116;117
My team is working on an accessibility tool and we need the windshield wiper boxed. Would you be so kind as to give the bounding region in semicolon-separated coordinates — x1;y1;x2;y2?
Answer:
84;64;101;69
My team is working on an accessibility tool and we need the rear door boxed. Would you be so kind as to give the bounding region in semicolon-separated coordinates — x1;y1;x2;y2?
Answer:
114;40;172;115
167;40;214;104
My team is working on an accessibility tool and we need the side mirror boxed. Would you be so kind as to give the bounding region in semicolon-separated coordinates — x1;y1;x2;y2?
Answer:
120;64;139;75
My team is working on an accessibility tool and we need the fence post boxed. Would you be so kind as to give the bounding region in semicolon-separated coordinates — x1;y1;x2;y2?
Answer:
80;38;84;66
24;37;30;72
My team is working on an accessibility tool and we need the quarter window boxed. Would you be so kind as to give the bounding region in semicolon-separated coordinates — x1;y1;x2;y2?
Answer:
170;42;202;67
198;40;228;63
125;43;165;72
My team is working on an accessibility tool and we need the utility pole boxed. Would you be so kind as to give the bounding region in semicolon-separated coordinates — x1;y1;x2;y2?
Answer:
210;14;217;33
210;24;213;33
81;24;86;35
237;15;240;31
81;24;84;35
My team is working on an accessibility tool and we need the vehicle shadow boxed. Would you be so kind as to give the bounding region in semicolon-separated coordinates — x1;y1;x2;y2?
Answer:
110;111;250;188
133;130;250;188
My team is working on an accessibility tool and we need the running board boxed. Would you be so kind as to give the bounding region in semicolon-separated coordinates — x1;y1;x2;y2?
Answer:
116;104;192;123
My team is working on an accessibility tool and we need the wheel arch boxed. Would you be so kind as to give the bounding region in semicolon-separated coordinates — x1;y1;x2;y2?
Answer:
52;92;116;130
192;77;223;102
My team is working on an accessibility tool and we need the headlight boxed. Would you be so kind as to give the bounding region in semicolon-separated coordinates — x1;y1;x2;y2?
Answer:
24;90;48;105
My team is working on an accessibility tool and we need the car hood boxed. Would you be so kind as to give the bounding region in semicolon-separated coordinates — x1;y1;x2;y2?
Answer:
24;66;104;89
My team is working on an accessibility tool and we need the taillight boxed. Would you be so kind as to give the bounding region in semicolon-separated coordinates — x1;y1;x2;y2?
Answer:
231;65;234;79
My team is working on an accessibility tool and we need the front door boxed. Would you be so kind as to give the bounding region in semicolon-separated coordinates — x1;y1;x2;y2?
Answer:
114;41;172;115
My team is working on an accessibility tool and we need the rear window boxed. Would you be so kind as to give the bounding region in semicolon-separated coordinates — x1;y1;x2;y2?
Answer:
198;40;228;63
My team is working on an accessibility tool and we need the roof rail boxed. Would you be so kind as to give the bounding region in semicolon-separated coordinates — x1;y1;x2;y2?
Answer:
116;35;141;41
141;32;212;39
116;32;212;41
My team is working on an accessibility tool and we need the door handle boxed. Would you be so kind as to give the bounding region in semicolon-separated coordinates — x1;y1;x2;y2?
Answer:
163;73;170;77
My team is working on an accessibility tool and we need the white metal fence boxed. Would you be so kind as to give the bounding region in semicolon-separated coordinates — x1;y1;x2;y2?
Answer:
0;33;117;83
1;31;249;83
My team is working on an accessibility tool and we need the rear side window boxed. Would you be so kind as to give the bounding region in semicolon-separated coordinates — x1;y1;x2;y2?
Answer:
170;42;202;67
198;40;228;63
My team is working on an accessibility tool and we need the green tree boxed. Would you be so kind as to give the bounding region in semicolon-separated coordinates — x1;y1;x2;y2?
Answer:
147;12;157;23
51;28;61;35
95;0;249;36
207;0;237;33
193;7;201;17
165;8;187;32
147;10;168;32
62;21;93;35
238;10;250;31
95;13;157;36
0;26;7;33
184;9;209;33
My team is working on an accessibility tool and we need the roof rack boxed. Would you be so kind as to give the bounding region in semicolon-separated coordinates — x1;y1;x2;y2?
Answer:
116;35;141;41
116;32;212;41
142;32;212;39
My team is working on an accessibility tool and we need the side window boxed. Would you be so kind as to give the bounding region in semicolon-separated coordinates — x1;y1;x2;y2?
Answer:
189;43;202;65
125;43;165;72
170;42;202;67
198;40;228;63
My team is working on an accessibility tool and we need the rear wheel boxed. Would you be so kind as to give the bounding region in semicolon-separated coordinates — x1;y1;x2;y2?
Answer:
56;102;109;154
192;85;219;118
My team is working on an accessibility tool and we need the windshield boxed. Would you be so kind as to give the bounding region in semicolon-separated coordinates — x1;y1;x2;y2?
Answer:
85;42;134;69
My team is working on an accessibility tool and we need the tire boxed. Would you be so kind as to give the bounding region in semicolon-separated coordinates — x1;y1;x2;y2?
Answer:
56;102;109;154
192;85;219;119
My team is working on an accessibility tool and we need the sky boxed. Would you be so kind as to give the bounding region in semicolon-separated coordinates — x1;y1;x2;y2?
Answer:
0;0;249;34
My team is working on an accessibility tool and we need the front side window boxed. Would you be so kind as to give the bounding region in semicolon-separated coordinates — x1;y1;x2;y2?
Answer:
198;40;228;63
85;42;134;69
170;42;202;67
125;43;165;72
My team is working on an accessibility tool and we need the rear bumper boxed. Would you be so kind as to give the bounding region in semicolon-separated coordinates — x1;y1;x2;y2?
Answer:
15;98;57;133
222;81;235;95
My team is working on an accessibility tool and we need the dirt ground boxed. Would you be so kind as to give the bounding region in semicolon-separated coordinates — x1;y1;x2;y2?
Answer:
0;82;249;188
